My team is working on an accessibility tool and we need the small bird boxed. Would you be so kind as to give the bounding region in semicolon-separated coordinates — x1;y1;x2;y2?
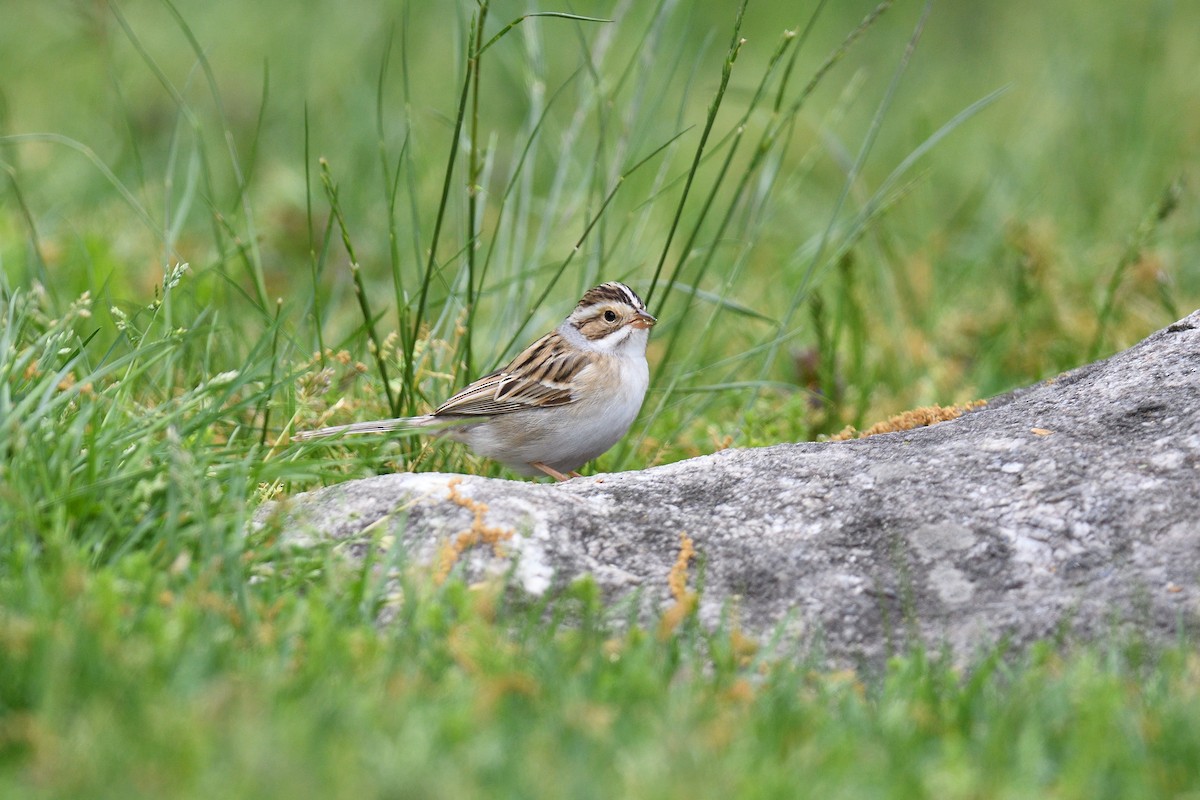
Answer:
295;282;656;481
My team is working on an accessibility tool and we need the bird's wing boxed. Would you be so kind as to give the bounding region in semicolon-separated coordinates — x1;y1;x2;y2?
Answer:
434;331;592;417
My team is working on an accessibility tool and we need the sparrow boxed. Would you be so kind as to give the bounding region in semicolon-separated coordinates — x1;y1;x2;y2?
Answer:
295;282;656;481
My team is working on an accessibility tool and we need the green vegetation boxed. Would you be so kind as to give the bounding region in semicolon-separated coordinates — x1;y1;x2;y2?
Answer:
1;0;1198;796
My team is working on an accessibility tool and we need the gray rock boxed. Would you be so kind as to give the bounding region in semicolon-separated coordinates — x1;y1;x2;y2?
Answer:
264;311;1200;665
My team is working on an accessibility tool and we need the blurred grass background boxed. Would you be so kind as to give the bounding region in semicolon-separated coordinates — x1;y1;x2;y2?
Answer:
2;1;1200;796
3;1;1195;462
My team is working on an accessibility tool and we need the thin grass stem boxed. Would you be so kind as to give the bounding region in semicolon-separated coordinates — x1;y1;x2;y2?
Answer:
319;159;397;413
644;0;748;309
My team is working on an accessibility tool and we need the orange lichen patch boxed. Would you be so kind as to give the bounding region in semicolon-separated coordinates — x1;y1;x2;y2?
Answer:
658;532;698;640
434;540;461;585
830;400;988;441
667;532;695;600
433;478;514;585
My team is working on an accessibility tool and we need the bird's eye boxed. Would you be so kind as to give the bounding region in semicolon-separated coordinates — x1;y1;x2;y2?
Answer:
603;310;618;323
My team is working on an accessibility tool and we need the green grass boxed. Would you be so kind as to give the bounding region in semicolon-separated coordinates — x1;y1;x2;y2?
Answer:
3;547;1200;799
2;0;1199;795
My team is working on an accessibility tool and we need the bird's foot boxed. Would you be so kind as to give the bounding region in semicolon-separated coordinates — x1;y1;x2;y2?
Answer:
531;462;571;482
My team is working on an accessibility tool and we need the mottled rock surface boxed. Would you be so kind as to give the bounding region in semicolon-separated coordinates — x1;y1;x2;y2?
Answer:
262;311;1200;665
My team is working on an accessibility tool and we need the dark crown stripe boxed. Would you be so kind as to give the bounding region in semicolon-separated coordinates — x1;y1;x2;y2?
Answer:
578;282;645;311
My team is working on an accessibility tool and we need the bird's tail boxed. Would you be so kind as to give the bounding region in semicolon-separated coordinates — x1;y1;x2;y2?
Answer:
292;415;437;441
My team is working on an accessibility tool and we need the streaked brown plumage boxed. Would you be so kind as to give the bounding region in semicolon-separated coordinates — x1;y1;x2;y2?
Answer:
294;282;656;480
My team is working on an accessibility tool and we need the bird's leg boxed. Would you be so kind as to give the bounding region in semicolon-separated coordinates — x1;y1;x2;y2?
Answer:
568;471;583;478
531;462;571;482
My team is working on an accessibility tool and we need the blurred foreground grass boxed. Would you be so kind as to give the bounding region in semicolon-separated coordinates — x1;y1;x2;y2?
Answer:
1;0;1199;795
4;545;1200;798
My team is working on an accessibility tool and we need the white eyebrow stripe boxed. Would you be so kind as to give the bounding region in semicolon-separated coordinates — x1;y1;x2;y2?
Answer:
605;281;643;310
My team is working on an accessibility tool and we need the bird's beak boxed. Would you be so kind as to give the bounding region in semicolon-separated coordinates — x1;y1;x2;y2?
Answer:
630;311;656;330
